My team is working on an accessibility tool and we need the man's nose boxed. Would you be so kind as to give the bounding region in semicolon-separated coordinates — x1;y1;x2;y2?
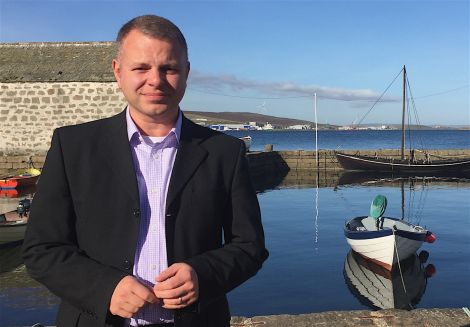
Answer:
148;69;165;87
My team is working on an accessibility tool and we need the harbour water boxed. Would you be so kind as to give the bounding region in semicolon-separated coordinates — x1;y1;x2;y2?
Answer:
1;130;469;326
226;129;470;151
228;178;470;316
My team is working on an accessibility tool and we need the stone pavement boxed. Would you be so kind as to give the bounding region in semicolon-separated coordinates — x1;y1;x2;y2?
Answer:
231;308;470;327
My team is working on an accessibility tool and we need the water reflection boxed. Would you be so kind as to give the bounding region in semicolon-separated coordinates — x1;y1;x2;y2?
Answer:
0;266;59;310
336;170;470;188
344;250;435;310
0;185;36;199
0;242;24;273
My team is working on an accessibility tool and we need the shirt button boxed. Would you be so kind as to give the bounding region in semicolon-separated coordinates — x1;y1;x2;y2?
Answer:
122;260;132;270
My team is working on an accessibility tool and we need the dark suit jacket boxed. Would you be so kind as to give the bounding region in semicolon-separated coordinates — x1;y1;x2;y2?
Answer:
22;110;268;327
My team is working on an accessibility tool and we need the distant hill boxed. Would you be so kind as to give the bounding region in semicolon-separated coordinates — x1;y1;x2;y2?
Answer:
184;111;336;129
182;110;469;130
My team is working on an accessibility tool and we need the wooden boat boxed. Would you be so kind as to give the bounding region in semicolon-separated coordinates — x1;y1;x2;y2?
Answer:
344;250;435;310
335;66;470;174
0;168;41;189
344;215;435;270
335;152;470;174
239;136;252;152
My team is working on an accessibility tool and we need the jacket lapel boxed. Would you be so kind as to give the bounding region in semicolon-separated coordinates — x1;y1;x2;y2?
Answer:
166;116;208;212
101;110;140;205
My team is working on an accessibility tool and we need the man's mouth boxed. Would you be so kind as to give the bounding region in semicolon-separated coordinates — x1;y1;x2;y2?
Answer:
143;92;168;101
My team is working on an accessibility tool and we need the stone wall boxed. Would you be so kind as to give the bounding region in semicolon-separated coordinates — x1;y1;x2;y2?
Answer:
0;42;120;155
0;82;125;155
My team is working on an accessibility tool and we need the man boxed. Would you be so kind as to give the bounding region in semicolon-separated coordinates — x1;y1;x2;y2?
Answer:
22;15;268;327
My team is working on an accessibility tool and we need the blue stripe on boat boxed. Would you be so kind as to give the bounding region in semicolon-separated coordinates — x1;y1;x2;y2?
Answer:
344;228;393;239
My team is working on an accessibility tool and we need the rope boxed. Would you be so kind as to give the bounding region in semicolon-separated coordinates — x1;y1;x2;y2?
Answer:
393;228;408;296
355;68;403;127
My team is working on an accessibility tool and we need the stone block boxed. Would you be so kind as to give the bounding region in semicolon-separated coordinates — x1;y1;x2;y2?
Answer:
0;162;13;169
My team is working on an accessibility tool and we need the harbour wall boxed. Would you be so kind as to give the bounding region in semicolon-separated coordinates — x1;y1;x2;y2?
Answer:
1;149;469;176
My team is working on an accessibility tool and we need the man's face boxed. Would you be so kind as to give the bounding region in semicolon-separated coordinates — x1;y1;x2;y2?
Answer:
112;29;189;124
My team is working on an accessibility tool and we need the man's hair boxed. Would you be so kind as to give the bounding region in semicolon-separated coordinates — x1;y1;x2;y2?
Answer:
116;15;188;58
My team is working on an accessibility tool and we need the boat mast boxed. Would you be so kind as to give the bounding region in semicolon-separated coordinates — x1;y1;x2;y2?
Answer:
401;65;407;160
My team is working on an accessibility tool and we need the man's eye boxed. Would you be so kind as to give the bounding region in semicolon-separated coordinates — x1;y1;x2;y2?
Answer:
132;67;147;71
166;68;178;74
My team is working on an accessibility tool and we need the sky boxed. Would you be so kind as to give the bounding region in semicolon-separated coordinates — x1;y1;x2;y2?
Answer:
0;0;468;126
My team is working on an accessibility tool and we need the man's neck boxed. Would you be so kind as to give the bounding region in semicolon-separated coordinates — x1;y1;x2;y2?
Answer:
129;108;179;137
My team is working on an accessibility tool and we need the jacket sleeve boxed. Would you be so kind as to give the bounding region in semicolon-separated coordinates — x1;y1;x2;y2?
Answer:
22;129;128;324
184;141;269;311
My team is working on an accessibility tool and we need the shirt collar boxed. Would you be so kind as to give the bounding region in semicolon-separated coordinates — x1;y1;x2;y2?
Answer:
126;106;182;144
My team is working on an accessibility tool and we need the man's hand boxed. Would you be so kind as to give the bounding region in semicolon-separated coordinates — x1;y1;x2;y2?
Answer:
110;275;159;318
153;263;199;309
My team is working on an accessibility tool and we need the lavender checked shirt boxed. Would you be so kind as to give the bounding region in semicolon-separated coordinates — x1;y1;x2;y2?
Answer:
125;108;182;326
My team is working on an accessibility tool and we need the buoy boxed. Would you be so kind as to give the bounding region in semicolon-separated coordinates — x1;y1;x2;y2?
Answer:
425;231;436;243
425;264;436;277
418;250;429;263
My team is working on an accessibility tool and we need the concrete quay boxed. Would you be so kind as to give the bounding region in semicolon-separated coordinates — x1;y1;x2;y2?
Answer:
21;309;470;327
231;308;470;327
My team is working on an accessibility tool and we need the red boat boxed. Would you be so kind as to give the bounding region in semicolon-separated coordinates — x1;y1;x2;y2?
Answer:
0;168;41;189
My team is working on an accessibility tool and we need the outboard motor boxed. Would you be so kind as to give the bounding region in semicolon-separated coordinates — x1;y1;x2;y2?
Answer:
17;198;31;218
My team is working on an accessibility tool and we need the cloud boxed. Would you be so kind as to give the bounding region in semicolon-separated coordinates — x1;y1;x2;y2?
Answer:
188;70;399;102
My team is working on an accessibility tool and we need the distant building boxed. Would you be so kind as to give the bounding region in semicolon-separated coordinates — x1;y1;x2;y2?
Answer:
289;124;310;130
208;124;259;131
262;122;274;130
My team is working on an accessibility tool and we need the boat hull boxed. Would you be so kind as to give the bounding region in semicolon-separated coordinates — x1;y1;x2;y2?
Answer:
0;168;41;189
344;216;427;270
335;152;470;174
0;222;27;248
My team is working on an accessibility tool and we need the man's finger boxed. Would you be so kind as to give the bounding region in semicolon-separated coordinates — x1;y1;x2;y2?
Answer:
154;275;185;293
132;281;159;303
155;264;178;283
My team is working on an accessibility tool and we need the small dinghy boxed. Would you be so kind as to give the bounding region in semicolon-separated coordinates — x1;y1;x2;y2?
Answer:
0;199;31;248
344;195;435;270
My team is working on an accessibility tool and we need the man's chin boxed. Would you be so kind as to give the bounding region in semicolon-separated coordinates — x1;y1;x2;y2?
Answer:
146;105;179;118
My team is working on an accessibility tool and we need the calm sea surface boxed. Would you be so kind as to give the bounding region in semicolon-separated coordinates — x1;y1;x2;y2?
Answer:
226;129;470;151
1;130;469;326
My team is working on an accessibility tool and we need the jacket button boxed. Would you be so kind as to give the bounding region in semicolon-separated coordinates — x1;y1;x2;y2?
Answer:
132;209;140;218
122;260;132;270
165;213;173;218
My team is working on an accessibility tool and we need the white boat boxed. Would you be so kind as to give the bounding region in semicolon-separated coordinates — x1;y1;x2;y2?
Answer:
239;136;252;152
344;250;435;310
0;199;30;248
344;215;435;270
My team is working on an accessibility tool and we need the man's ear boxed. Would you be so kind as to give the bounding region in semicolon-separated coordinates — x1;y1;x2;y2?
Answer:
112;59;121;87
